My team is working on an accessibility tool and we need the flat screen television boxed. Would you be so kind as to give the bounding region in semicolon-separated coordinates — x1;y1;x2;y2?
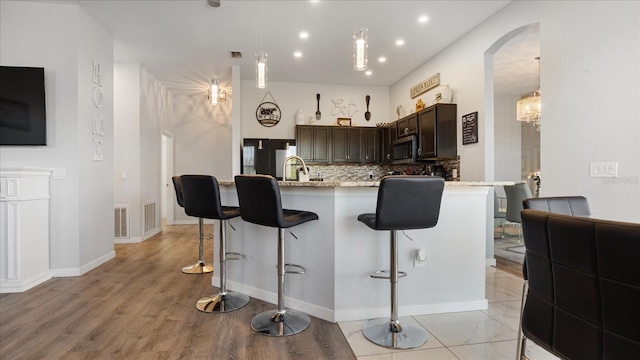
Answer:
0;66;47;145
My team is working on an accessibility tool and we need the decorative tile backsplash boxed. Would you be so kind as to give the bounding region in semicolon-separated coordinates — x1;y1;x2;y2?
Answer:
306;158;460;181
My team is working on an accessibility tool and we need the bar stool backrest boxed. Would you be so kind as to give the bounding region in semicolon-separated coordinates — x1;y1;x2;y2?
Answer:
375;176;445;230
181;175;226;220
504;182;532;223
172;175;184;208
523;196;591;217
521;210;640;359
234;175;285;228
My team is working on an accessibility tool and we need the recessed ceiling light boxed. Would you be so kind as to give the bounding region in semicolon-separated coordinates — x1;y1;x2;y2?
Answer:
395;39;405;46
365;71;372;76
294;51;303;58
299;31;309;39
418;16;428;23
378;57;386;63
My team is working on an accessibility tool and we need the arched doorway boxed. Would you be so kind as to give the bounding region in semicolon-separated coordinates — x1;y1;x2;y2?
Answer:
485;24;540;266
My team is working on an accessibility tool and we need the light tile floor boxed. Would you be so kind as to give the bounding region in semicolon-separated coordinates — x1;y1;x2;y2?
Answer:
338;267;561;360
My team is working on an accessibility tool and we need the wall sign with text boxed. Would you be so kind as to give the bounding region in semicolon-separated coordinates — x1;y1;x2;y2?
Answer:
462;112;478;145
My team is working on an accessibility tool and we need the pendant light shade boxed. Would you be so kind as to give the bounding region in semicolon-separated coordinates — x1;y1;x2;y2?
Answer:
516;57;541;131
256;50;267;89
210;78;220;105
516;90;540;122
353;26;368;71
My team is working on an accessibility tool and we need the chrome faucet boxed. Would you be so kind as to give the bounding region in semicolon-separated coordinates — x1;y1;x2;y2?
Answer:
282;155;309;181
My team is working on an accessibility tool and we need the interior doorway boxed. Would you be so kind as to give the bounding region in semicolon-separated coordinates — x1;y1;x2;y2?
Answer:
161;133;175;225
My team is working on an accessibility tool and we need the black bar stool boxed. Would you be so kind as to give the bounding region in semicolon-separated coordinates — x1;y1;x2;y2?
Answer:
234;174;318;336
180;175;250;313
172;176;213;274
357;175;444;349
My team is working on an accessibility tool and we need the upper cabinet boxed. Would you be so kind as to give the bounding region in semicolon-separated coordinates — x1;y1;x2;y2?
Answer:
332;127;361;163
362;127;380;163
381;124;396;163
396;113;417;137
296;125;331;163
417;103;457;159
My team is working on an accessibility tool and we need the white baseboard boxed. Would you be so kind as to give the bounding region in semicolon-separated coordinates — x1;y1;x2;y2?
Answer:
114;227;162;244
486;257;497;267
214;277;488;324
51;250;116;277
0;270;53;293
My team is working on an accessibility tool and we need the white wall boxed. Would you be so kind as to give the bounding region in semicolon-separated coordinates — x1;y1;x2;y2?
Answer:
241;80;390;139
114;63;172;239
171;93;233;222
139;66;171;237
77;7;115;266
0;1;116;272
114;63;142;237
390;0;640;222
494;94;522;183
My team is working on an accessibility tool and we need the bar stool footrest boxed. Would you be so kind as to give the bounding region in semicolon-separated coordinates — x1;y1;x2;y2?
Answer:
251;308;310;336
362;317;428;349
284;263;306;274
225;252;245;260
369;270;407;279
182;261;213;274
195;291;250;313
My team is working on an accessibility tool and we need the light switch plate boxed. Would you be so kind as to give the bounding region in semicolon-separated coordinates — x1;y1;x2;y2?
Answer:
589;162;618;178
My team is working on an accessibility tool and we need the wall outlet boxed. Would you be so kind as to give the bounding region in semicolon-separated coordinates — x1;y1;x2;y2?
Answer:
589;162;618;178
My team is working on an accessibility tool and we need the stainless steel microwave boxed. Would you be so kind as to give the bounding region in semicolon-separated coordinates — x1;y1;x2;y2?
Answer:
392;135;417;164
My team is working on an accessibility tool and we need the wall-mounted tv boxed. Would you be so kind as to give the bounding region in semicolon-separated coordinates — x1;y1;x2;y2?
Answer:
0;66;47;145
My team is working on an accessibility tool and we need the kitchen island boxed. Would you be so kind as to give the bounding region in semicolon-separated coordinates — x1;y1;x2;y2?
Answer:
214;180;502;323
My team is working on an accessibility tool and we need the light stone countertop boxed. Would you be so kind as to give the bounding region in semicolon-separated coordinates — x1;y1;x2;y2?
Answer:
218;180;514;187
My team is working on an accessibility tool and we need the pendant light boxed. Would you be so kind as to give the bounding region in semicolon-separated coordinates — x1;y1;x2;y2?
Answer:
208;0;221;105
353;1;368;71
353;26;368;71
516;57;541;131
256;1;267;88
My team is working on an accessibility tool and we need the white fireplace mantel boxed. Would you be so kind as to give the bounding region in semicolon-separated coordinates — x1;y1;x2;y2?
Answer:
0;167;52;293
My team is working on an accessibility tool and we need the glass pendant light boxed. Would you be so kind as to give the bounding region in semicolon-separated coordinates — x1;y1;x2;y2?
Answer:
353;26;368;71
256;51;267;89
256;0;267;88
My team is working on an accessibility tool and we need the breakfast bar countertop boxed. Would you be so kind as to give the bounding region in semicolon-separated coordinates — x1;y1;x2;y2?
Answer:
218;180;515;187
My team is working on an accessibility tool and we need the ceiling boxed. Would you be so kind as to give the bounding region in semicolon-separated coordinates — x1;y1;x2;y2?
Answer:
48;0;536;96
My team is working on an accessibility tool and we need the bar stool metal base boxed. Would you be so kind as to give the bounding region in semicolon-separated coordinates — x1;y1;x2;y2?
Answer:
362;318;428;349
251;309;311;337
181;261;213;274
196;291;249;313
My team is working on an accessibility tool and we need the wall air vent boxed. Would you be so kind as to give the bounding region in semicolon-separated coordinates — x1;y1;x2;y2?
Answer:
231;51;242;58
144;201;156;234
114;205;129;239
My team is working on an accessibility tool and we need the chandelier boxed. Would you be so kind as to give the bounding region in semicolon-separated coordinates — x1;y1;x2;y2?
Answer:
516;57;541;131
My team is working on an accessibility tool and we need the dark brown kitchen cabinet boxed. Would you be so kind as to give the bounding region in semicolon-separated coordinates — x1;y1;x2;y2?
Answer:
296;125;331;163
381;123;397;163
362;127;380;163
396;113;417;137
417;103;457;159
332;127;361;163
